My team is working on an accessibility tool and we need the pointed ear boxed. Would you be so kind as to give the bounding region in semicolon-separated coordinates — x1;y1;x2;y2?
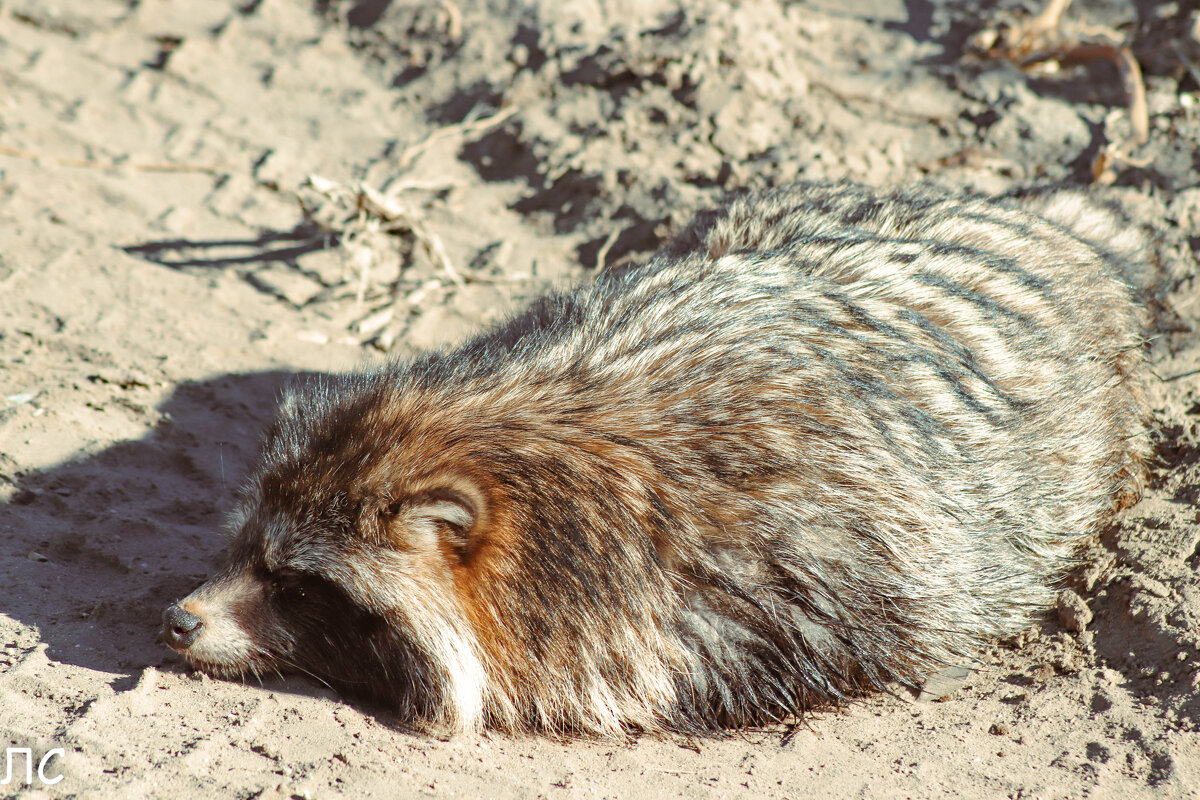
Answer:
383;481;485;562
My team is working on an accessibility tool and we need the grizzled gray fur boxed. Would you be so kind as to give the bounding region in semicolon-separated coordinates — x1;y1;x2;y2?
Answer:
163;181;1150;735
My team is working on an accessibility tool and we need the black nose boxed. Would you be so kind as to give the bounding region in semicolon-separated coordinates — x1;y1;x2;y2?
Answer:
162;603;204;650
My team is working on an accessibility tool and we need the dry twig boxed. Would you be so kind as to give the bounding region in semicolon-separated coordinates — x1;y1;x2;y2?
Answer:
395;106;517;169
594;228;621;275
968;0;1153;184
439;0;463;42
294;106;528;346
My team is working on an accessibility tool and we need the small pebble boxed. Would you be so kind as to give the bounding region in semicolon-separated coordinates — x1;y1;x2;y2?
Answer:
1056;589;1092;632
1029;663;1055;683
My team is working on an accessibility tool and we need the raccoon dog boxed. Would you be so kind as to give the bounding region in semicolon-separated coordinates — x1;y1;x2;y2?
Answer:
163;181;1150;735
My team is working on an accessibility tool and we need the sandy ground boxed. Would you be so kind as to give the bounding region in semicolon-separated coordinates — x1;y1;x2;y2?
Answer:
1;0;1199;797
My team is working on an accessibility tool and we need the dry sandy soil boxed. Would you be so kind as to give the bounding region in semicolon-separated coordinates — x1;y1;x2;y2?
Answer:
2;0;1200;797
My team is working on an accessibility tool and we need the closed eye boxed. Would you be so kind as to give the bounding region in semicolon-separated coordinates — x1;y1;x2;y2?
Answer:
265;567;308;603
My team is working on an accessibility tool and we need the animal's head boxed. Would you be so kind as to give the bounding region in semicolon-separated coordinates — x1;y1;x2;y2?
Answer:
161;367;696;734
162;373;495;728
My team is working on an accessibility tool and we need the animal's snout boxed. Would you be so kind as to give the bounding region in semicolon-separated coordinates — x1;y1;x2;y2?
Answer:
162;603;204;650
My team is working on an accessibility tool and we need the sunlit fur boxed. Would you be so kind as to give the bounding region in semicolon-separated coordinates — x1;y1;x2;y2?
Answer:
166;181;1151;735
